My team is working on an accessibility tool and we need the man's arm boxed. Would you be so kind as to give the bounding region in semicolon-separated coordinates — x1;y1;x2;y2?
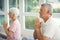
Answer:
35;28;50;40
35;19;50;40
33;30;38;40
34;19;43;40
43;36;50;40
35;28;43;40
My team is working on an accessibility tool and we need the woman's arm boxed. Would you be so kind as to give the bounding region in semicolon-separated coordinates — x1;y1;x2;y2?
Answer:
3;21;13;36
3;27;13;36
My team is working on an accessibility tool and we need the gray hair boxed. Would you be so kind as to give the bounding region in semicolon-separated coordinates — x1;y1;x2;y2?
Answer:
41;3;53;15
9;7;19;17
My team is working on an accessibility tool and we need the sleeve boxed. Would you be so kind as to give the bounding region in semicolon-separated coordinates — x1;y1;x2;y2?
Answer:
43;24;56;39
9;23;17;33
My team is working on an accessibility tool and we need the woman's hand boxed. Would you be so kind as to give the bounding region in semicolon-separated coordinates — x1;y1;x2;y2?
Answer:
2;21;7;28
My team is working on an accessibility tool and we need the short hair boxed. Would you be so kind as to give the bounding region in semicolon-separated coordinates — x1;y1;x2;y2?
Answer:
9;7;19;17
41;3;53;15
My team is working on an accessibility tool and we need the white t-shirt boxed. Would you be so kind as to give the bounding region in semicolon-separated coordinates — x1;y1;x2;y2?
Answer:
39;17;60;40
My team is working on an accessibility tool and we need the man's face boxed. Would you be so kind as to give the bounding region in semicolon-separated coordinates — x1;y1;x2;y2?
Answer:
39;6;48;18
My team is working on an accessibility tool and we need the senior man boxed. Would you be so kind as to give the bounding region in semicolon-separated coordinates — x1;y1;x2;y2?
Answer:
34;3;60;40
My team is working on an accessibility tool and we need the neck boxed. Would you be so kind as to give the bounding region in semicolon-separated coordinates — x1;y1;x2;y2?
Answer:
43;16;50;22
43;17;49;22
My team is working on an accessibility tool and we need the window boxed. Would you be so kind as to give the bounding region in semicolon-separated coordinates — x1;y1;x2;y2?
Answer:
24;0;60;30
9;0;19;8
9;0;16;8
0;0;6;34
24;0;39;12
24;0;40;30
0;0;4;11
9;0;20;22
0;15;5;27
0;0;5;27
25;16;36;29
46;0;60;13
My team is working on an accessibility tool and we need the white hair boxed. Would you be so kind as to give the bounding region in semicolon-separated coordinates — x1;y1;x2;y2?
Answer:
9;7;19;17
41;3;53;15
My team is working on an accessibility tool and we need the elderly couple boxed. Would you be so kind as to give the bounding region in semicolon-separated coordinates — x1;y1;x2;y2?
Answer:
2;3;60;40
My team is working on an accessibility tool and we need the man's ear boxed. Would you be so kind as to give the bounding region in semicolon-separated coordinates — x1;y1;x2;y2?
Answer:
47;10;51;15
47;10;50;13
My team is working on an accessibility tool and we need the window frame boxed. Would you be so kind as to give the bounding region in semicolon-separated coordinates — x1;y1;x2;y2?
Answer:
46;0;60;13
23;0;60;30
23;0;44;30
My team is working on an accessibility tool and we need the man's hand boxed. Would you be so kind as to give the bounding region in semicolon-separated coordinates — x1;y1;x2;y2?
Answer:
34;18;43;40
35;18;42;29
33;30;37;40
2;20;7;28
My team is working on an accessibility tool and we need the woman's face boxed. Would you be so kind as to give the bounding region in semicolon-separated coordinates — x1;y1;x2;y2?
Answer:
9;11;14;18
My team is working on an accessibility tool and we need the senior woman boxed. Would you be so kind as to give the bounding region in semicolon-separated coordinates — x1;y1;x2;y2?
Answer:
3;8;21;40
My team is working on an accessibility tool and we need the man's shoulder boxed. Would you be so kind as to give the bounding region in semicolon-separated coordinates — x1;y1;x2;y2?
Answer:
52;18;60;24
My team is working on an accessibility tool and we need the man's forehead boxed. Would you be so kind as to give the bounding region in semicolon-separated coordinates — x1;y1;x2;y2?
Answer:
40;6;47;9
40;6;46;9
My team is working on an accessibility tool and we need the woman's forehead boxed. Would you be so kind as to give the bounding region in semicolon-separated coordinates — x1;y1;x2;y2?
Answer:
9;11;12;15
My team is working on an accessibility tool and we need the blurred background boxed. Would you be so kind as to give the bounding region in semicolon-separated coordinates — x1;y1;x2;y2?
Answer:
0;0;60;40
